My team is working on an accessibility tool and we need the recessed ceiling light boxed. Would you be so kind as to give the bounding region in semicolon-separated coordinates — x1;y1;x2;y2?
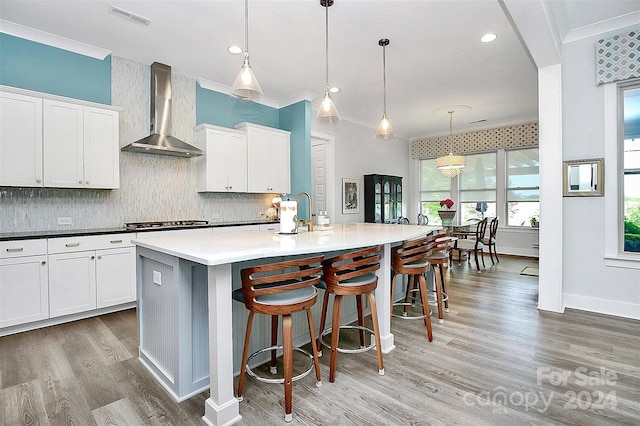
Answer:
481;33;497;43
329;87;340;93
228;45;243;54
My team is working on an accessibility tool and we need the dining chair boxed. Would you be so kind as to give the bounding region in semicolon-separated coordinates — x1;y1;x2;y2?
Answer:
398;216;409;224
390;236;434;341
316;245;384;382
484;217;499;264
453;217;488;272
234;255;324;422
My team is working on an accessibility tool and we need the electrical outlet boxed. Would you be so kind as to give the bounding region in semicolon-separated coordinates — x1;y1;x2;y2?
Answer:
153;271;162;285
58;217;73;226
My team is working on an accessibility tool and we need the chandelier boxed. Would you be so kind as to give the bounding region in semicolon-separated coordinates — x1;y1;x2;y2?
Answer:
436;107;467;178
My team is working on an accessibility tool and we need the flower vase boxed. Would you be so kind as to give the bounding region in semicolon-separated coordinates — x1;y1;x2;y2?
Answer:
438;210;456;226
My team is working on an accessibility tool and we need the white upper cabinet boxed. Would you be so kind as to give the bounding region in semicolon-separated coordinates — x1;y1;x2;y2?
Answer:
83;106;120;189
0;87;120;189
195;124;248;192
44;100;119;189
236;122;290;194
44;99;84;188
0;91;43;187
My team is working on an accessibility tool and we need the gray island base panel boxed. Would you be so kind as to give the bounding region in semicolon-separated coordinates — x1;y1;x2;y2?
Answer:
133;222;439;426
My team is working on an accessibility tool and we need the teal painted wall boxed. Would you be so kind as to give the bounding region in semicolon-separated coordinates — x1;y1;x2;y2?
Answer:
280;100;312;220
0;34;111;104
195;83;279;129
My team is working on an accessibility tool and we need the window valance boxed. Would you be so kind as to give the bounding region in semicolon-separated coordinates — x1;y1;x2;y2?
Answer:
411;122;538;160
596;31;639;86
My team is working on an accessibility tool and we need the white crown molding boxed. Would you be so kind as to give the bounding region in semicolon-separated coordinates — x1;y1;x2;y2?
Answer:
563;11;640;44
0;19;111;60
196;77;280;108
280;91;315;108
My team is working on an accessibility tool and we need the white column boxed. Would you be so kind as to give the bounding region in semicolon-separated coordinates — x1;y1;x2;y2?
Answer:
537;64;564;313
374;242;396;353
202;263;242;426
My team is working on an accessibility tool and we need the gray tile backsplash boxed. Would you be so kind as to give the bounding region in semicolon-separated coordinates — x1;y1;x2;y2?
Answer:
0;56;273;233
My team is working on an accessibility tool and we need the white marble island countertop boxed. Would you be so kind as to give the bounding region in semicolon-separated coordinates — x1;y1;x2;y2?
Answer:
132;222;440;266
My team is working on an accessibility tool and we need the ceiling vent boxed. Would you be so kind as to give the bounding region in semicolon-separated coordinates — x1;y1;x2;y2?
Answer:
109;6;152;26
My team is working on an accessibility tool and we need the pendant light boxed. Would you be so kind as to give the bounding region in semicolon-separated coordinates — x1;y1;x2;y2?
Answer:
231;0;263;101
374;38;396;139
436;110;466;178
317;0;341;123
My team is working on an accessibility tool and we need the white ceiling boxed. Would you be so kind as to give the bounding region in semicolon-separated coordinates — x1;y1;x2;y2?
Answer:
1;0;638;139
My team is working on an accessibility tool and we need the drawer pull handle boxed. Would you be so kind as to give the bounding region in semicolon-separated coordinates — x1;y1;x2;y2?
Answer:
6;247;24;252
110;239;123;244
65;242;80;247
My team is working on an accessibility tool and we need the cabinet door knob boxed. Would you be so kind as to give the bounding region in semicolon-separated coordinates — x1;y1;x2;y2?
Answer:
98;255;102;260
91;255;95;260
41;260;46;265
36;179;42;183
86;181;89;185
79;180;83;184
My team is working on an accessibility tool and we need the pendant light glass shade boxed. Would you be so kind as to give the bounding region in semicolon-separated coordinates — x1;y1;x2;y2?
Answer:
375;113;396;139
318;91;341;123
374;38;395;139
317;0;341;123
436;110;466;177
231;0;264;101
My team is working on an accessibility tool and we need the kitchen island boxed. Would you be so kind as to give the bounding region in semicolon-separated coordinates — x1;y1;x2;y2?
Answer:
133;222;438;426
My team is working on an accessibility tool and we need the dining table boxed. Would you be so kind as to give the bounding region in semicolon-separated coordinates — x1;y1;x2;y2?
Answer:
132;222;439;426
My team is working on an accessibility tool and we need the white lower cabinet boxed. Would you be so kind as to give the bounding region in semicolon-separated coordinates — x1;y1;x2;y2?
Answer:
48;250;97;318
96;247;136;308
0;240;49;328
47;233;135;318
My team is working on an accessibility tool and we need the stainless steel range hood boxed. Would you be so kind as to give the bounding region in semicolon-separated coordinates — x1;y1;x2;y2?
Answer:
121;62;203;157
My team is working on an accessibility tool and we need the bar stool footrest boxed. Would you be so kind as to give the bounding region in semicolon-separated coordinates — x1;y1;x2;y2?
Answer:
245;345;315;384
320;325;377;354
391;301;432;319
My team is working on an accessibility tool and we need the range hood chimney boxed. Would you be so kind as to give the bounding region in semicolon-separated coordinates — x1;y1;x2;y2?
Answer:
121;62;203;157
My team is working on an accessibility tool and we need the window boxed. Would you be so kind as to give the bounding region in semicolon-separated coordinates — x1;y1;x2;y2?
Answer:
622;84;640;253
458;153;496;222
419;158;451;225
506;148;539;227
420;148;538;227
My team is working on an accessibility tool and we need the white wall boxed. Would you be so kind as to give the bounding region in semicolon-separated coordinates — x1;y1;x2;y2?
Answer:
312;118;411;224
561;27;640;319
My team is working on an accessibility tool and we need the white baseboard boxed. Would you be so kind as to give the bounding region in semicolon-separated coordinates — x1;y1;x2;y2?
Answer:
496;247;539;258
563;293;640;320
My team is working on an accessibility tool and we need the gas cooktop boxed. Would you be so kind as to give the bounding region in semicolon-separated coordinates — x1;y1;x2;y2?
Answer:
125;220;210;230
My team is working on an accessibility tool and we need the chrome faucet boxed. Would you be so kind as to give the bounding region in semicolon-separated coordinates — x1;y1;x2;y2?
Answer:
296;191;313;232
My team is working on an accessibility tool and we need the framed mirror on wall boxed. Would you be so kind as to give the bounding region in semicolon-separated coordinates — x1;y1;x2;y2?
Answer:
563;158;604;197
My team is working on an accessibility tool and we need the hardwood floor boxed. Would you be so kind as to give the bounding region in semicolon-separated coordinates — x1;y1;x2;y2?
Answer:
2;255;639;425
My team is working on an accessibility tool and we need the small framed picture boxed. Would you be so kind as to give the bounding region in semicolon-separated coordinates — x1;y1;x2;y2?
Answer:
342;178;360;214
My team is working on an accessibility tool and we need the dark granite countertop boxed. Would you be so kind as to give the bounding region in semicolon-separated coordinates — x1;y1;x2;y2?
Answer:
0;220;279;242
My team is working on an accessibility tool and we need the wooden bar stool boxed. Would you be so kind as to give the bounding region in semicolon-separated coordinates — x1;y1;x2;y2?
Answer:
234;255;324;422
426;233;450;323
316;245;384;382
390;236;433;341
